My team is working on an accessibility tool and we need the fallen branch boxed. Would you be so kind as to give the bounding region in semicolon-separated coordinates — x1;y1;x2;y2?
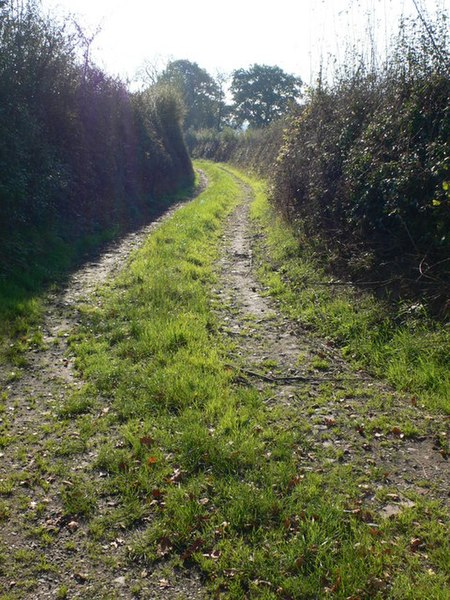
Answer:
227;365;372;384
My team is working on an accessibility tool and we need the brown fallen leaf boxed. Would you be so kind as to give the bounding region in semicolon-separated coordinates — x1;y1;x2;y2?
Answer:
369;527;382;537
392;427;404;439
67;520;79;533
157;536;173;557
287;475;303;491
203;549;221;560
147;456;158;466
330;574;342;593
214;521;229;536
168;467;183;484
181;538;205;561
410;537;423;552
380;504;402;519
118;461;128;473
224;569;239;579
140;436;154;447
74;572;89;583
386;493;400;501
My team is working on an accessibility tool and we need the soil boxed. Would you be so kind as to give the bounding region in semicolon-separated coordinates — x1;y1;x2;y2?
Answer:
214;177;449;505
0;171;448;598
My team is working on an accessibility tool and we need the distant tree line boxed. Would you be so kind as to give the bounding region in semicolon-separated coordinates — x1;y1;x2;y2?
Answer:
0;1;193;282
142;59;302;133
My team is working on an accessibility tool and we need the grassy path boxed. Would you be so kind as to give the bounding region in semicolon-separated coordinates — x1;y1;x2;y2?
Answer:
0;162;448;599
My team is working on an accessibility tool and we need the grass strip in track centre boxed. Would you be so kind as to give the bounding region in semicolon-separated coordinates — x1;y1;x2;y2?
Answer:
70;161;449;599
225;165;449;416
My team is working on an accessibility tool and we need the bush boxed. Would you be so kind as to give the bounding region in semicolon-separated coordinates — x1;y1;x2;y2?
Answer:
0;1;193;281
272;15;450;311
188;121;285;176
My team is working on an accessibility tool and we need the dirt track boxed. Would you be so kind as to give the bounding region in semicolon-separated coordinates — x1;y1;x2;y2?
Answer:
0;170;448;598
0;192;207;599
215;174;449;506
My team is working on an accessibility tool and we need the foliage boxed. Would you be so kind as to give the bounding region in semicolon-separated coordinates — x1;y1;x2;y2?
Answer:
272;16;450;311
187;121;285;175
67;163;449;598
230;64;302;128
241;166;450;413
152;60;302;134
187;14;450;313
0;0;193;292
157;59;223;131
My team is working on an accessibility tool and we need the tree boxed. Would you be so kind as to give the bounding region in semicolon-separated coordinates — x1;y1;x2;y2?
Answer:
230;64;302;128
158;59;223;131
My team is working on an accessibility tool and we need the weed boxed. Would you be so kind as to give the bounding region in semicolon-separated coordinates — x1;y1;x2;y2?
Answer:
0;480;13;497
0;501;10;522
310;358;331;371
61;476;97;518
58;389;95;418
56;585;69;599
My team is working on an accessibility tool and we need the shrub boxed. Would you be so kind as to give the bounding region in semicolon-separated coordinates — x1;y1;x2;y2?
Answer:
272;15;450;311
189;121;285;176
0;1;194;281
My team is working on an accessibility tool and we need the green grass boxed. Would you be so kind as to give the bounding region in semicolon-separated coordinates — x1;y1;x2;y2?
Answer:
0;181;196;369
0;227;116;367
67;161;449;598
224;166;449;414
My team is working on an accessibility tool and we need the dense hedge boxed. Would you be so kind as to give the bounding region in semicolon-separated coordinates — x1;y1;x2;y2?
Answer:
0;2;193;279
190;17;450;310
272;22;450;309
187;122;284;176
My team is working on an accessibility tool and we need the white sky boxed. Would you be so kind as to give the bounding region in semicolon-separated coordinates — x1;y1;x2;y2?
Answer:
40;0;449;86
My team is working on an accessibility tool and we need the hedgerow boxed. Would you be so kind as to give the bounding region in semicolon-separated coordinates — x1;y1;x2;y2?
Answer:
0;1;193;282
187;121;285;176
272;17;449;311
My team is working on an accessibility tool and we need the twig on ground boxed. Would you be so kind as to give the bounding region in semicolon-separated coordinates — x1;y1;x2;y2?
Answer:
226;364;372;384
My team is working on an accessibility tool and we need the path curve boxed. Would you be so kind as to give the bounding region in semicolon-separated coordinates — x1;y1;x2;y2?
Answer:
0;167;448;598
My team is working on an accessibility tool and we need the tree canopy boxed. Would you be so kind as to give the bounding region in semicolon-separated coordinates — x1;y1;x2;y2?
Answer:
230;64;302;128
158;59;222;131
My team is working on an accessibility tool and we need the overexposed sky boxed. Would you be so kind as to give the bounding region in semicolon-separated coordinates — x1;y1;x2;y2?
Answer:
40;0;449;85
